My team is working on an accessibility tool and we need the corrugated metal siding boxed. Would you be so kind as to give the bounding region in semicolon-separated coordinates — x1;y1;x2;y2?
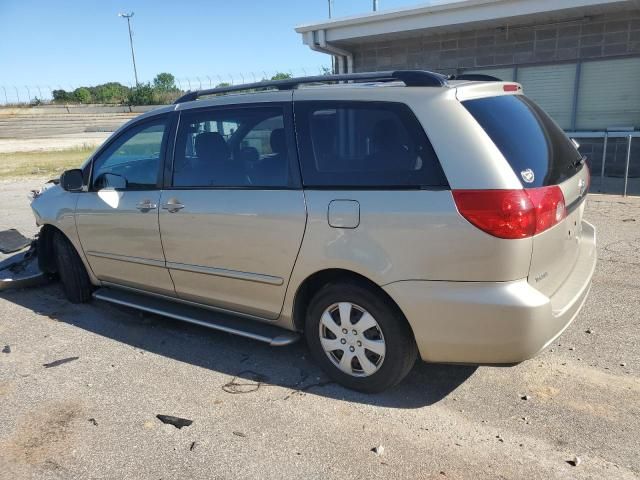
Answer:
518;64;577;129
577;57;640;130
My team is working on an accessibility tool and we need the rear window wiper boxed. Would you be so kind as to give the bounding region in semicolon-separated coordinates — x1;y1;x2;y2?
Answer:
572;155;586;168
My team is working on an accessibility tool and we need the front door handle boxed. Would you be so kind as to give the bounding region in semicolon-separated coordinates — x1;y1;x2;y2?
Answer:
161;199;185;213
136;200;157;211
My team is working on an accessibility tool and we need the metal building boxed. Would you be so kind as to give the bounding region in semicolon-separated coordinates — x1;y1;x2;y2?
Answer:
296;0;640;194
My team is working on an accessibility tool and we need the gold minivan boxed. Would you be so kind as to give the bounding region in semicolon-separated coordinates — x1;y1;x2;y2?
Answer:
31;71;596;392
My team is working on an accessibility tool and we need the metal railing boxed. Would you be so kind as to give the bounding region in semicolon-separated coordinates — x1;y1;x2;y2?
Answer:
568;131;638;197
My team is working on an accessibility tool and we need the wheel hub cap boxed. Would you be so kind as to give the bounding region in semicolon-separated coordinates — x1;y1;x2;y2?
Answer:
318;302;386;377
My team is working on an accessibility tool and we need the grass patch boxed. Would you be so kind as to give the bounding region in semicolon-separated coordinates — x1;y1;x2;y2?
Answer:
0;145;95;179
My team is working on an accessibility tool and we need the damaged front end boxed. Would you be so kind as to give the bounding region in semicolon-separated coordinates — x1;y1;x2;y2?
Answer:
0;178;61;291
0;238;48;291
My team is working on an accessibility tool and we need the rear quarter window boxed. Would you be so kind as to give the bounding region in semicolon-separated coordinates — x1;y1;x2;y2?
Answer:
462;95;583;187
295;101;448;188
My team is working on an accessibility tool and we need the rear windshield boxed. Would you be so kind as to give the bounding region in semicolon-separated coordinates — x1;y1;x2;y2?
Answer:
462;95;583;187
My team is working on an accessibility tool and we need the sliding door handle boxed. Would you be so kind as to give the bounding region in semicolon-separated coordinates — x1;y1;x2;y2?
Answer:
161;200;185;213
136;200;157;211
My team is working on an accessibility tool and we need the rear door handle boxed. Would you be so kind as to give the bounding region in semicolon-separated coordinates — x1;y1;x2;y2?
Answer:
136;200;157;211
161;200;185;213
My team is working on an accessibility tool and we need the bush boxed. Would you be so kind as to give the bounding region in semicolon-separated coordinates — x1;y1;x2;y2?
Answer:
127;83;155;105
93;82;129;104
73;87;92;104
52;89;73;103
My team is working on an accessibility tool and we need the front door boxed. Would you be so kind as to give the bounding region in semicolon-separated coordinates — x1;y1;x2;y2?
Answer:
158;102;306;319
76;116;175;295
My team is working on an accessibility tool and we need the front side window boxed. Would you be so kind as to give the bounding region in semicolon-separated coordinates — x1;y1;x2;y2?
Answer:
295;101;448;188
173;106;292;188
92;118;167;190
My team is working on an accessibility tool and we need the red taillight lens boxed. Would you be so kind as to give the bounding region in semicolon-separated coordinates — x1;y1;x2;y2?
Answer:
452;190;535;239
453;186;566;239
525;186;566;234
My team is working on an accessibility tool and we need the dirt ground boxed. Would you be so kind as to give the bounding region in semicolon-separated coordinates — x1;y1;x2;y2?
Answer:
0;177;639;479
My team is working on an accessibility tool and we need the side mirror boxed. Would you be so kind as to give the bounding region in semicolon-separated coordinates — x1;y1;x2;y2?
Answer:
60;169;84;192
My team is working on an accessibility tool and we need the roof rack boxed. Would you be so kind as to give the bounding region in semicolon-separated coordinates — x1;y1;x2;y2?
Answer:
173;70;448;104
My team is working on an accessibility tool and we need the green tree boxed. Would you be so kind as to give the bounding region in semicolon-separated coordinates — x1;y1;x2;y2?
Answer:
216;82;231;88
52;89;73;103
270;72;292;80
153;72;176;92
73;87;92;104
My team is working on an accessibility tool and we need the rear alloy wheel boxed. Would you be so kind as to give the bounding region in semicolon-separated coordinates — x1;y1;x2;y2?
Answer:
305;282;417;393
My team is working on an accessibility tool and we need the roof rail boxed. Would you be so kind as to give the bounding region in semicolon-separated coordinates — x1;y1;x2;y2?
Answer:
449;73;502;82
173;70;448;104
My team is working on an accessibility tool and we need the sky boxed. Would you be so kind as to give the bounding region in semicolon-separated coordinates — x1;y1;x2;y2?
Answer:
0;0;428;92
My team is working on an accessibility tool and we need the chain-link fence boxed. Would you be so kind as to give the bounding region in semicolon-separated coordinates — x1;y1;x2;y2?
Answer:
0;66;331;105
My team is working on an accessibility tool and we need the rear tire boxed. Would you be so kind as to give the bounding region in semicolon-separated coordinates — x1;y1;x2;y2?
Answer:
53;232;92;304
305;282;417;393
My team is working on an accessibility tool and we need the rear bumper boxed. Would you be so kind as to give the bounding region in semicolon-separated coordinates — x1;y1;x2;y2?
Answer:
384;221;597;364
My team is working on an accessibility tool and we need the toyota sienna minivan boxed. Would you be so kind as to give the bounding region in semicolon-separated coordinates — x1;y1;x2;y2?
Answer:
31;70;597;392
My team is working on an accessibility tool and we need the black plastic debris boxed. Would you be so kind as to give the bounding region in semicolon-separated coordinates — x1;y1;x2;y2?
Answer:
0;229;31;254
2;345;10;354
567;456;582;467
88;418;98;426
156;415;193;429
43;356;79;368
0;242;48;291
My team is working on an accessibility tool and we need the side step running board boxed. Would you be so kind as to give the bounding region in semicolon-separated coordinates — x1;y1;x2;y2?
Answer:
92;287;300;346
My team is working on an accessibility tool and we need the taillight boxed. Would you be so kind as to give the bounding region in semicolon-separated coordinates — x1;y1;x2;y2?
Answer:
525;186;566;233
452;186;566;239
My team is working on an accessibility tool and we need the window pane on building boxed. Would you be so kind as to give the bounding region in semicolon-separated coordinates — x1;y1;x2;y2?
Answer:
518;63;577;129
577;57;640;130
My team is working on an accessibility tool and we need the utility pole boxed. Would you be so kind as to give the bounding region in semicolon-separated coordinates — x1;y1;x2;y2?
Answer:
328;0;334;18
373;0;379;11
118;12;139;86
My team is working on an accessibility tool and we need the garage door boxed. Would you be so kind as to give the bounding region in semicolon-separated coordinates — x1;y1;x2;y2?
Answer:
577;57;640;130
517;64;577;129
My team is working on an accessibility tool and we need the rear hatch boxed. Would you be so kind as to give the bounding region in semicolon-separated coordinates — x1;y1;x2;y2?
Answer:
460;88;590;297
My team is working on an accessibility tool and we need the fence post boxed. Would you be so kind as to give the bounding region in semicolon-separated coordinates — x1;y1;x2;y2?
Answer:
14;86;20;103
623;135;632;197
1;86;7;104
600;132;608;192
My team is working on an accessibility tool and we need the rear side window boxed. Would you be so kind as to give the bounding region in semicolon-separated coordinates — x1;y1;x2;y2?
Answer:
462;95;583;187
295;101;447;188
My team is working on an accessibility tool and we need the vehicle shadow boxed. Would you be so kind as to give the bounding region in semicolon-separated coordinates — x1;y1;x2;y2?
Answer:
2;283;477;409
